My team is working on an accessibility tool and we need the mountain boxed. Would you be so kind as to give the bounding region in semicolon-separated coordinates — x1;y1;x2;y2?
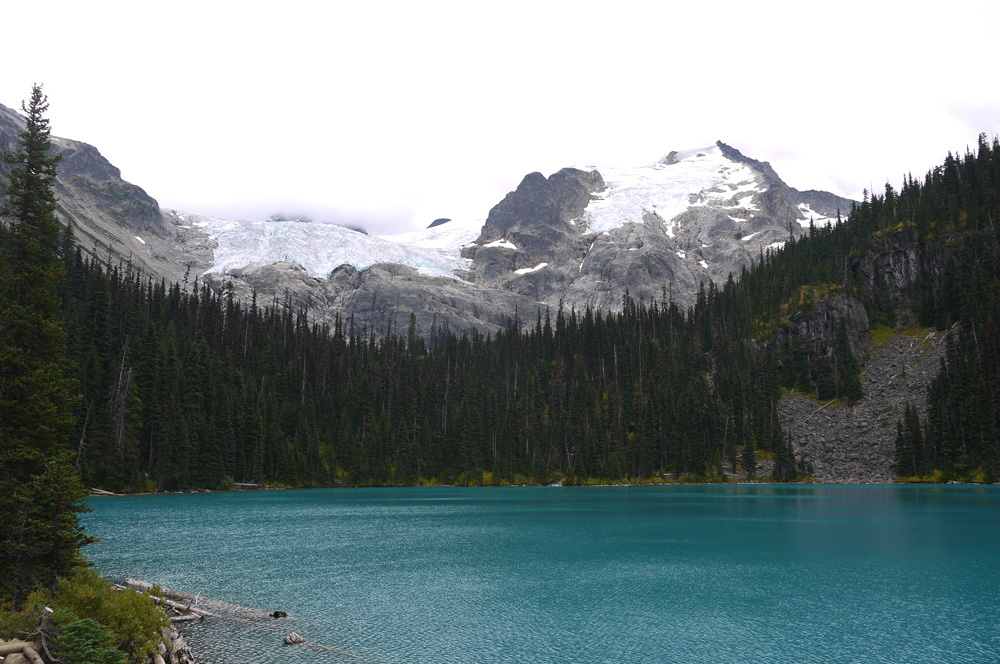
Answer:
1;102;854;337
7;98;996;489
460;143;848;313
0;102;214;286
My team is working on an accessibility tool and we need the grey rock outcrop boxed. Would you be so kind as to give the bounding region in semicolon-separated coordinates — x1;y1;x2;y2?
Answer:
458;141;854;316
462;167;605;284
202;261;540;339
779;326;951;482
776;293;870;365
0;102;215;286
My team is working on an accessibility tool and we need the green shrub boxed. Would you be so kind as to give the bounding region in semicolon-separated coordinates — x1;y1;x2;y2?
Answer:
52;609;127;664
0;602;38;641
47;568;168;662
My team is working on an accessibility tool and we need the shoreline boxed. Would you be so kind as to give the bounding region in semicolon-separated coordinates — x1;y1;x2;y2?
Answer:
89;477;999;499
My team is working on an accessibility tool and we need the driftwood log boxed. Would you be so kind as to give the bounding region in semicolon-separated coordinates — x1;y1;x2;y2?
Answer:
169;614;201;623
162;626;195;664
0;640;33;657
0;640;43;664
21;646;45;664
120;580;219;618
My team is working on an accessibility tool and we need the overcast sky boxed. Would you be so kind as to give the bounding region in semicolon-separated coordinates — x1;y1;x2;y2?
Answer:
3;0;998;235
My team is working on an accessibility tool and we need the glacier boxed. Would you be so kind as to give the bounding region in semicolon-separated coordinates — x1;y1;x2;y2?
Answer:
179;143;834;285
176;211;480;281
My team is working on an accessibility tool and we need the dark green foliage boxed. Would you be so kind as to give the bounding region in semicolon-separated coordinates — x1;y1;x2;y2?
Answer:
0;85;90;610
1;567;168;664
52;610;128;664
44;568;167;662
58;251;802;487
894;403;924;478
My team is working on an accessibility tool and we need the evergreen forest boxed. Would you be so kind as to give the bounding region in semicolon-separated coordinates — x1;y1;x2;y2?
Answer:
2;100;998;498
46;137;1000;491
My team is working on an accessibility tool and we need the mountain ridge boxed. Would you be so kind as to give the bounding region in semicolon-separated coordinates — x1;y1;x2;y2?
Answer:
1;101;855;337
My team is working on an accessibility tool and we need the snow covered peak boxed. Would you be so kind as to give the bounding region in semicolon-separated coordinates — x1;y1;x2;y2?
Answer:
574;143;765;235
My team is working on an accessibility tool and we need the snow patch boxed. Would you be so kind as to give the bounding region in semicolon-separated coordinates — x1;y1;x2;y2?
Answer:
699;260;709;269
796;203;841;229
483;239;518;250
515;262;548;275
676;250;687;259
766;241;786;253
134;236;145;245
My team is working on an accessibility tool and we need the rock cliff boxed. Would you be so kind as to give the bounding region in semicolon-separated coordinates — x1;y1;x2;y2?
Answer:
779;326;951;482
0;102;215;286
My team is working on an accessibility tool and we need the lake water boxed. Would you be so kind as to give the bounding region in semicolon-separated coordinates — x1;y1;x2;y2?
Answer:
83;485;1000;664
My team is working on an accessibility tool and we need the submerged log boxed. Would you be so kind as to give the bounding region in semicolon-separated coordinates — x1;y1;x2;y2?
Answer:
156;596;217;618
169;615;202;623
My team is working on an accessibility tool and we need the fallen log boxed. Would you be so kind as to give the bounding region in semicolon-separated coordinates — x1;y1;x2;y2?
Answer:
169;615;202;623
0;640;34;656
154;596;217;618
21;645;45;664
122;579;219;617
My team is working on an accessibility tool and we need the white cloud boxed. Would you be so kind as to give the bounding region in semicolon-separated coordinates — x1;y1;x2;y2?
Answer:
3;0;998;233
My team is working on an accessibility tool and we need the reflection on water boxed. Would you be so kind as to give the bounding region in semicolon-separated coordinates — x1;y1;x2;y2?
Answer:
84;485;1000;664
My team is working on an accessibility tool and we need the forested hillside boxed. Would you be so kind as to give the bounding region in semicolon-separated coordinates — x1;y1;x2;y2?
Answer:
5;119;997;493
739;134;1000;480
62;256;797;490
55;136;1000;491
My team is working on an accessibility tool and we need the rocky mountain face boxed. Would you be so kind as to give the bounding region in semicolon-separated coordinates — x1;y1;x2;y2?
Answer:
0;102;214;286
459;144;854;317
2;102;856;338
771;238;963;482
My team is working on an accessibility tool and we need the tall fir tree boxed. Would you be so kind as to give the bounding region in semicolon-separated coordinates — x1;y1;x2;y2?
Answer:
0;85;90;609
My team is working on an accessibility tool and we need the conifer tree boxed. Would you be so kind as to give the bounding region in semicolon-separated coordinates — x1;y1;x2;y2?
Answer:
0;85;90;609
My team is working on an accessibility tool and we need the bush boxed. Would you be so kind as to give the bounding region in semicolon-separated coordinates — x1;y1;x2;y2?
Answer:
44;568;168;662
52;609;127;664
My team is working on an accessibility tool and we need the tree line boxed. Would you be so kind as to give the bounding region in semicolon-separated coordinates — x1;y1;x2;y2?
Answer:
63;254;803;491
43;138;1000;493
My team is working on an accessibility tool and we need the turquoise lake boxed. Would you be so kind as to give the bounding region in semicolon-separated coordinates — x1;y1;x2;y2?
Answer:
83;485;999;663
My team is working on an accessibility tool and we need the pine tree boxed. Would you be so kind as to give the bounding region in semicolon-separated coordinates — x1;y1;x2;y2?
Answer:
0;85;90;609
